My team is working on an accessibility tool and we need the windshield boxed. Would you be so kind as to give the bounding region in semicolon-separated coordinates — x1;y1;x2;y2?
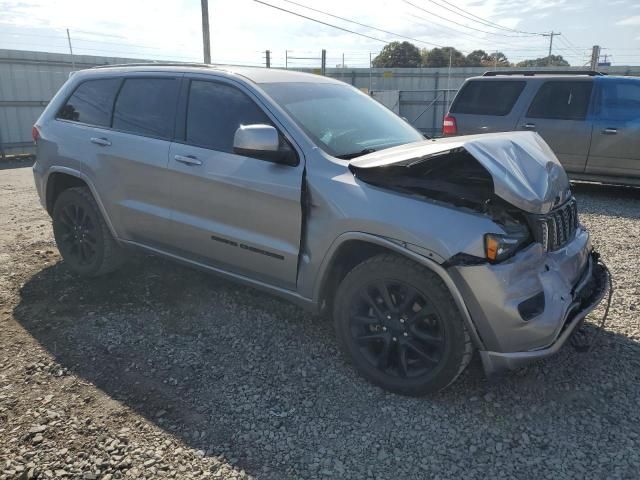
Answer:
261;82;425;159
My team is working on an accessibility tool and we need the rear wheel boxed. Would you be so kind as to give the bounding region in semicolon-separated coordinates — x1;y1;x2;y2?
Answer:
333;254;473;395
52;187;125;277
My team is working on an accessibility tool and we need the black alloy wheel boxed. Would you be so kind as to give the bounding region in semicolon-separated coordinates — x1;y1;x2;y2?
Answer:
350;280;445;378
52;187;125;277
333;254;473;395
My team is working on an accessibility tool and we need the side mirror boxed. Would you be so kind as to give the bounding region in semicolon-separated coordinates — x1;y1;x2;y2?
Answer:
233;124;298;166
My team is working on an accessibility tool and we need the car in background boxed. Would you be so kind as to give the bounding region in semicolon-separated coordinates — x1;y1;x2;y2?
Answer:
443;71;640;186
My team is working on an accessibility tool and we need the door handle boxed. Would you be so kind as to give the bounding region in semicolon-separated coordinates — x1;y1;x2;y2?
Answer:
602;128;618;135
90;137;111;147
522;123;536;130
174;154;202;166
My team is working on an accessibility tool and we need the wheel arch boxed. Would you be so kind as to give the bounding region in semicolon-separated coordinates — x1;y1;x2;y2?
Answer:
313;232;486;350
45;167;120;241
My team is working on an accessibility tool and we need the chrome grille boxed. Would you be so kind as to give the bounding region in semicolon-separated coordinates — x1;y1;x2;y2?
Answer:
531;198;579;251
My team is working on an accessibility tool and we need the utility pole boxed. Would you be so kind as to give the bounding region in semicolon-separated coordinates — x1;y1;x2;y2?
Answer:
201;0;211;64
369;52;373;93
447;48;452;109
265;50;271;68
545;31;561;66
66;28;75;71
321;49;326;75
285;50;288;69
590;45;601;70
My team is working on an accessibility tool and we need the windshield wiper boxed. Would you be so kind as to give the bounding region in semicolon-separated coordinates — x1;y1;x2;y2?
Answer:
335;148;378;160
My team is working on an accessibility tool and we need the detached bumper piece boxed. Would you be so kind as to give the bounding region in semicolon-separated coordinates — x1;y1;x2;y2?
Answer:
480;251;611;375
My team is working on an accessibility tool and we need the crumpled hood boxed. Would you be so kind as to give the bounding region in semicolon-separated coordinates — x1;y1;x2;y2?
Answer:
349;131;571;214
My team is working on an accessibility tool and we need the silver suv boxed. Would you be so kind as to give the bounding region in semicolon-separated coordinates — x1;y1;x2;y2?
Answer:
32;65;609;395
444;71;640;186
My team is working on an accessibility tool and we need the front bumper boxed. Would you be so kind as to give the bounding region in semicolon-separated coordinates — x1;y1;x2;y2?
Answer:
479;253;610;374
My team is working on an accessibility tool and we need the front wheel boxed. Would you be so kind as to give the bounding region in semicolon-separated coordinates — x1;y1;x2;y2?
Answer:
333;254;473;396
52;187;125;277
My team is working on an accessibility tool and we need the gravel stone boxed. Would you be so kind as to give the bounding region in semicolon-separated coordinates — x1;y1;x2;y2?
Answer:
1;167;639;479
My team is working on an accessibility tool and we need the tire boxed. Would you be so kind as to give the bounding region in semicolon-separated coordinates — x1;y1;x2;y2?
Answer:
52;186;126;277
333;253;473;396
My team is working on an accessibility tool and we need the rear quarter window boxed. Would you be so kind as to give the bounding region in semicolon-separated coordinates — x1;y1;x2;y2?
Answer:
56;78;121;127
450;80;525;116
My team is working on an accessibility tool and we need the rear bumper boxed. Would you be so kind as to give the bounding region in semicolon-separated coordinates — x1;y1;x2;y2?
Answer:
479;253;610;374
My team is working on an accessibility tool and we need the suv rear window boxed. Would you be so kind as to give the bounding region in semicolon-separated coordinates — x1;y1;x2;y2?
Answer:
57;78;121;127
527;81;593;121
112;78;180;139
450;80;525;116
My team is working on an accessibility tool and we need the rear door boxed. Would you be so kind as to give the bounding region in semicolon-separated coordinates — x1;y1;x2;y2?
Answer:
54;74;181;247
166;76;304;289
587;78;640;178
517;80;594;173
448;79;526;134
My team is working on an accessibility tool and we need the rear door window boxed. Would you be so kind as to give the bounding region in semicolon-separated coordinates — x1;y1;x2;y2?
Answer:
112;78;180;139
527;81;593;121
597;80;640;122
185;80;272;152
57;78;121;127
450;80;525;116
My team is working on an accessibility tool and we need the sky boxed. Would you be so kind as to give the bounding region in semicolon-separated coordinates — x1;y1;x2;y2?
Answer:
1;0;639;67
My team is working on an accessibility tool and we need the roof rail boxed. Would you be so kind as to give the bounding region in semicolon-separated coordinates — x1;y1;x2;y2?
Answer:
91;62;215;69
482;70;606;77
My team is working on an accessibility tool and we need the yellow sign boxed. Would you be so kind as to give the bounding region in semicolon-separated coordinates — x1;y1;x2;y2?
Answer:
383;71;393;78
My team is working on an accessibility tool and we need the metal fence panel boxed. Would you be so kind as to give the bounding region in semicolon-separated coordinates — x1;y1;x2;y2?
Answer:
1;49;639;157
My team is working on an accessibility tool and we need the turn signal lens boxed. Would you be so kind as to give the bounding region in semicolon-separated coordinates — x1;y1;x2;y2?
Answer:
32;125;40;143
484;231;530;263
485;235;500;261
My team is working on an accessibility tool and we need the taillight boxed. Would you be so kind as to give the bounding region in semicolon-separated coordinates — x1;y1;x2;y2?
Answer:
442;115;457;136
32;125;40;143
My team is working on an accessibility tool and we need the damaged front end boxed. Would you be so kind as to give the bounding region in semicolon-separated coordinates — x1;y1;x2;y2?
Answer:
348;131;611;372
349;132;573;263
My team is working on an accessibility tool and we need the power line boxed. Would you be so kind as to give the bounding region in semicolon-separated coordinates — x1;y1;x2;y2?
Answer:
423;0;545;36
400;10;545;51
403;0;541;37
277;0;444;47
253;0;390;44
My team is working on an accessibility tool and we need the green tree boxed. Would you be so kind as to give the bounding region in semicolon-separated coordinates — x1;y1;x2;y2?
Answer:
487;52;511;67
372;41;422;68
516;55;570;67
422;47;467;67
466;49;490;67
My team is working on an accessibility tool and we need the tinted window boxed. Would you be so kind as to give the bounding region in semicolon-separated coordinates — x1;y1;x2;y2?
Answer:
112;78;179;139
598;80;640;121
527;81;593;120
186;81;272;152
450;80;525;116
57;78;121;127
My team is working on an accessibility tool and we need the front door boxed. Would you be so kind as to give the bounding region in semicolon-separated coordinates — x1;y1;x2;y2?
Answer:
587;78;640;178
166;77;303;289
517;80;594;173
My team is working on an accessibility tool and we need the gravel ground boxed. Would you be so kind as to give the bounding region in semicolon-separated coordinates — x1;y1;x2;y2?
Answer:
1;163;639;480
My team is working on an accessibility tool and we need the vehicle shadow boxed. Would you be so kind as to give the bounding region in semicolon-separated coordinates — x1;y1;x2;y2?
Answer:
12;252;639;479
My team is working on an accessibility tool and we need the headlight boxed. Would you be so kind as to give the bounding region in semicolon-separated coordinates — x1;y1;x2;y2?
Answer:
484;230;530;262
